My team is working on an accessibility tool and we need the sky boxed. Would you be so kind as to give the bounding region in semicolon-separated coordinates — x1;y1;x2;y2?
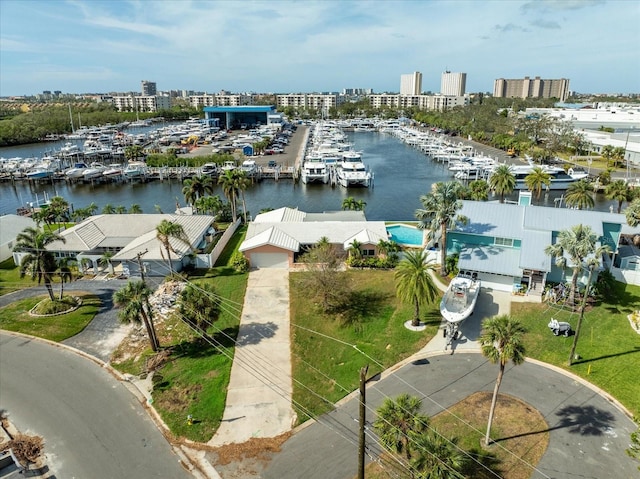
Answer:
1;0;639;97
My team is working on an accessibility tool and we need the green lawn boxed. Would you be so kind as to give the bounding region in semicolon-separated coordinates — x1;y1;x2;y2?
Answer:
0;258;35;296
290;269;440;423
512;282;640;417
0;292;100;341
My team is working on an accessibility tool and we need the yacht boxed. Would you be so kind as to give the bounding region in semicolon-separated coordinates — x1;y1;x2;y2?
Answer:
336;150;372;188
239;159;258;176
65;162;89;179
440;273;481;325
103;163;124;178
82;162;107;180
201;163;219;176
490;164;590;190
300;154;330;184
123;161;147;179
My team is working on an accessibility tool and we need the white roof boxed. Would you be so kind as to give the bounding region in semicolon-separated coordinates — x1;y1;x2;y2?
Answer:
0;215;37;245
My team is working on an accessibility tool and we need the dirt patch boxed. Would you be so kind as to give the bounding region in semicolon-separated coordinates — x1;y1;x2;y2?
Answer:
154;383;203;413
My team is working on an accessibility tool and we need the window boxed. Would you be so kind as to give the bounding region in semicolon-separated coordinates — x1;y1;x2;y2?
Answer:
494;237;513;247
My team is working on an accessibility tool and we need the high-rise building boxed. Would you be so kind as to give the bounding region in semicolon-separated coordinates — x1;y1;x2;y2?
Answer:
141;80;157;96
441;71;466;96
400;72;422;95
493;76;570;102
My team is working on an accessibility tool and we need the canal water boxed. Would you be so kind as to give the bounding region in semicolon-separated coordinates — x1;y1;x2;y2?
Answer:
0;131;619;220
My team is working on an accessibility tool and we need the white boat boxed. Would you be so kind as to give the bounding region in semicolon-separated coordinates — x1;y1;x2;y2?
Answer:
300;154;330;184
489;164;590;190
440;274;481;324
201;163;218;176
239;159;258;176
65;162;89;179
103;163;124;178
219;160;237;173
123;161;147;179
336;150;372;188
26;167;53;179
82;162;107;180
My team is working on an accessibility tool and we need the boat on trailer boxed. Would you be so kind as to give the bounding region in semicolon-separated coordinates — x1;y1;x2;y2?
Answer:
440;272;481;342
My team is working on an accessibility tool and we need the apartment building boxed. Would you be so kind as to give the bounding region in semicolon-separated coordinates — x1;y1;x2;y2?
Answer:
441;71;467;96
112;94;170;112
369;94;469;111
189;93;253;109
400;72;422;95
276;93;346;112
493;76;570;102
141;80;157;96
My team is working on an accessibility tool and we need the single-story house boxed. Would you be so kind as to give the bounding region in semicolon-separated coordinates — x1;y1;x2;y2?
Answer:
12;214;216;277
239;207;388;269
447;198;640;292
1;214;37;263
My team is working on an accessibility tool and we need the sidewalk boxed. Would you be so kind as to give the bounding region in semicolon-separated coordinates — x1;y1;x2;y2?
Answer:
208;268;296;447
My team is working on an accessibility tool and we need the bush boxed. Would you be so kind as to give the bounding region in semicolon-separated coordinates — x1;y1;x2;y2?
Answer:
32;296;79;315
231;251;249;272
346;256;398;269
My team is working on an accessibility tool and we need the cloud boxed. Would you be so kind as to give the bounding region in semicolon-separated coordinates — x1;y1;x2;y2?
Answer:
521;0;604;12
530;19;561;29
494;23;530;33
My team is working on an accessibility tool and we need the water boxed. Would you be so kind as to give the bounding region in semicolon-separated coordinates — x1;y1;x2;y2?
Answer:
0;131;619;219
386;224;424;246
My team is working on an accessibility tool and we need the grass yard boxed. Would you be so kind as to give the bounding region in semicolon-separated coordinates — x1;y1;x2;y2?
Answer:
0;292;100;341
290;269;441;423
512;281;640;417
0;258;36;296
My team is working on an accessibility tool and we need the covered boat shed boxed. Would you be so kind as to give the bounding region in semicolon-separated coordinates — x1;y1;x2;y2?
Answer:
203;106;276;130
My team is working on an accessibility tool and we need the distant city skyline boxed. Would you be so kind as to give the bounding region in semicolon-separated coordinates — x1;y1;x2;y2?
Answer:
1;0;639;97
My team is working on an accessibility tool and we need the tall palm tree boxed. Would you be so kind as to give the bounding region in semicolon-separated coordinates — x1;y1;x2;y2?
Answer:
48;196;70;227
394;250;439;327
415;181;466;276
626;198;640;227
218;170;239;222
182;175;214;206
605;179;632;213
488;164;516;203
234;170;252;223
480;315;526;445
113;280;159;351
524;166;551;199
56;257;73;300
373;393;430;460
410;430;466;479
565;179;595;210
14;226;65;301
544;224;610;306
194;195;223;216
568;257;601;366
155;219;190;275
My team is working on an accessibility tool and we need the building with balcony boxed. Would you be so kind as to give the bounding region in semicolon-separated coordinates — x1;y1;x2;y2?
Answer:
493;76;570;102
441;71;466;96
400;72;422;95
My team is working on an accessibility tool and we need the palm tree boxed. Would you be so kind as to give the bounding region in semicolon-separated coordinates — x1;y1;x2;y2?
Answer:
234;170;252;223
410;431;466;479
14;226;65;301
115;205;127;214
468;179;489;201
565;179;595;210
128;204;143;214
488;164;516;203
56;257;73;300
605;180;632;213
182;175;214;206
480;315;526;445
568;257;601;366
601;144;615;167
373;393;429;460
178;283;221;335
194;195;223;216
544;224;610;306
102;203;115;214
394;250;439;327
218;169;239;222
347;239;362;259
524;166;551;199
48;196;70;227
124;145;144;161
113;280;159;351
342;196;358;211
86;202;98;216
415;181;466;276
626;198;640;227
99;251;114;275
155;220;190;275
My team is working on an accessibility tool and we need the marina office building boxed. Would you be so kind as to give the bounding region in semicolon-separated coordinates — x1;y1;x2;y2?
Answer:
493;76;570;102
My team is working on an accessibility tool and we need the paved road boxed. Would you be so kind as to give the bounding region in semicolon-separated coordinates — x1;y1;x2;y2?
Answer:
262;352;638;479
0;332;193;478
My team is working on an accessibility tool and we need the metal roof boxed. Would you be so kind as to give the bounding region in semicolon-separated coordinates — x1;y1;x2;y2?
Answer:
519;230;552;271
203;106;275;113
0;215;37;245
457;245;523;277
344;229;388;248
254;207;306;223
457;201;524;239
239;227;300;252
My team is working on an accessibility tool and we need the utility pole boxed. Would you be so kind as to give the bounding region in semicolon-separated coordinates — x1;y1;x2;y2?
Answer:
358;364;369;479
135;249;148;283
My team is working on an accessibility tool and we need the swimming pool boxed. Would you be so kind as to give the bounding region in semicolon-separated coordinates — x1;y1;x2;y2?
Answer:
386;224;425;247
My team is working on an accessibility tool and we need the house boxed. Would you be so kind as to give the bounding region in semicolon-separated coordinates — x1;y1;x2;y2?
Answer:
239;207;388;269
1;215;36;263
446;200;640;292
12;214;216;277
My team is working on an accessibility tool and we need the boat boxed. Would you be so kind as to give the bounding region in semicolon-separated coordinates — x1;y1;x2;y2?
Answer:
26;167;54;180
82;162;107;180
103;163;124;178
65;162;89;179
219;160;237;173
239;159;258;176
300;154;330;184
201;163;219;176
336;150;372;187
123;161;147;179
491;164;590;190
440;273;481;325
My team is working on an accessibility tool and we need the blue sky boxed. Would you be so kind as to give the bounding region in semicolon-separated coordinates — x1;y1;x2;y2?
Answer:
1;0;638;96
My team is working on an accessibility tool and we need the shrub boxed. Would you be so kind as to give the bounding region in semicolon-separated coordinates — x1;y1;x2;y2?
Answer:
231;251;249;272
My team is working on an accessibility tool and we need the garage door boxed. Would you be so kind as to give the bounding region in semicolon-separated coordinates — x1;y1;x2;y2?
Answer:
250;253;289;269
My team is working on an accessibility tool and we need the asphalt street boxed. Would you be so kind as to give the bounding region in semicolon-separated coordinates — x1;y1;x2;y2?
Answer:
0;331;193;479
263;353;638;479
